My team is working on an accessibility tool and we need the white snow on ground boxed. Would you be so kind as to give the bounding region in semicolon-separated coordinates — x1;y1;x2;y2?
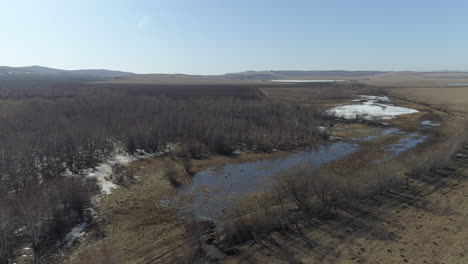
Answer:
64;222;88;248
357;95;391;102
71;143;178;195
81;154;138;194
55;144;178;255
328;95;418;120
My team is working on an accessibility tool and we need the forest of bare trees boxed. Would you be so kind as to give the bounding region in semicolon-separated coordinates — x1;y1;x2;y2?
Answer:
0;78;326;263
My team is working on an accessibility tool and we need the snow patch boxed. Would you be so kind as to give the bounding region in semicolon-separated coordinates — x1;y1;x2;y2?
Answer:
64;222;88;248
81;154;138;194
58;144;178;253
358;95;390;102
327;95;418;120
68;143;178;195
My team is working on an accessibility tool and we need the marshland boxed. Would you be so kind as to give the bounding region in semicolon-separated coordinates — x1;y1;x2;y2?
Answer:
1;71;466;264
2;1;468;263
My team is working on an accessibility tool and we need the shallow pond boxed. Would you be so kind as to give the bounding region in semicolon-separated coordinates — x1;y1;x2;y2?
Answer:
353;127;403;141
175;128;431;222
421;120;441;127
169;96;436;223
180;142;357;221
388;132;428;155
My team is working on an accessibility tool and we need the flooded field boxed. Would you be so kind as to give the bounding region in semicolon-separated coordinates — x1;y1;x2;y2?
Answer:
421;120;441;127
171;95;435;223
180;142;357;221
179;125;430;222
388;132;428;155
352;127;402;141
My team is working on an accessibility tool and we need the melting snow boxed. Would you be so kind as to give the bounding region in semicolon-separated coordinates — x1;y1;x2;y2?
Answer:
328;95;418;120
56;144;178;254
67;143;178;195
357;95;391;102
64;222;88;248
82;154;138;194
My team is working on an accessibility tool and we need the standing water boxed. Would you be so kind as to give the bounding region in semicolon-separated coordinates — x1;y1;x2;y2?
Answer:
179;142;357;221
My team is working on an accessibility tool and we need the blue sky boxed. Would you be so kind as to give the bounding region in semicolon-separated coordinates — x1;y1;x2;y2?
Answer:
1;0;467;74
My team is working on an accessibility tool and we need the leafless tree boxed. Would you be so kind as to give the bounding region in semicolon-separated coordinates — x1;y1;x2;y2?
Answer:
16;186;51;264
0;190;16;264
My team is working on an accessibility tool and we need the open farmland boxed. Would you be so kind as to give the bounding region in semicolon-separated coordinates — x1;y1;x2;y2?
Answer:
391;87;468;115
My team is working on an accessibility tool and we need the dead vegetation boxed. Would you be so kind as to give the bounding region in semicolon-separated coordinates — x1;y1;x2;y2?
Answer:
165;162;184;187
217;117;467;251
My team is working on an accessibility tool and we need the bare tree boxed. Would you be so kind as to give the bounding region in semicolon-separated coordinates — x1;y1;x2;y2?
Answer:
16;186;51;264
0;191;16;264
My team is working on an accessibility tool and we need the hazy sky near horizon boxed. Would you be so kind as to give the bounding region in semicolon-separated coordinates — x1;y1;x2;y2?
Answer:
1;0;467;74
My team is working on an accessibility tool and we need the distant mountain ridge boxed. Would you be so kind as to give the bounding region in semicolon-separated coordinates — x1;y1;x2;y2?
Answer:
2;66;468;81
222;70;468;80
0;66;134;77
222;70;389;80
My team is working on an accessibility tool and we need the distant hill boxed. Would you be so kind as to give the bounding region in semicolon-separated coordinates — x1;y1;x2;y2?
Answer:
0;66;134;77
223;70;388;80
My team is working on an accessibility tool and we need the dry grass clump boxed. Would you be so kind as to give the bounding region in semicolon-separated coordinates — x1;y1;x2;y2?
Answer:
219;193;291;247
112;164;136;186
80;242;123;264
165;162;185;187
402;117;466;178
169;221;221;264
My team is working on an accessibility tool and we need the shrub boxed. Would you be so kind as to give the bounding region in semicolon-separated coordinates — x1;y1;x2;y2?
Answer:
182;158;195;176
184;141;207;159
165;162;182;187
113;165;135;186
212;136;234;156
257;143;274;153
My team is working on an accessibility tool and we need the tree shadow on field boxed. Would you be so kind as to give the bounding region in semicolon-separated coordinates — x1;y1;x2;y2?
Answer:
245;169;462;263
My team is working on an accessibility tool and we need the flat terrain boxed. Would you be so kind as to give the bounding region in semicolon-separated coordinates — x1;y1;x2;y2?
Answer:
63;77;467;264
391;87;468;115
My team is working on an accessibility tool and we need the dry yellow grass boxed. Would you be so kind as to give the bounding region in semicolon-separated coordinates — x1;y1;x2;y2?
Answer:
221;170;468;264
391;87;468;115
66;157;189;264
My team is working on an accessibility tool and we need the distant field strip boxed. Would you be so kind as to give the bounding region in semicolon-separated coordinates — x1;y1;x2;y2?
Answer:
392;87;468;114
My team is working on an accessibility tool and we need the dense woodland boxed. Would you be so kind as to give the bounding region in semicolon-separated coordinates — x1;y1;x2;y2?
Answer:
0;76;328;263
